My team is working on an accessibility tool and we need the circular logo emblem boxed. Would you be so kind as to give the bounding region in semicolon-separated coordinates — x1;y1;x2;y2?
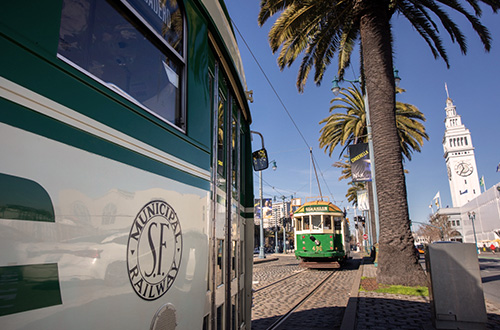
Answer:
127;200;182;300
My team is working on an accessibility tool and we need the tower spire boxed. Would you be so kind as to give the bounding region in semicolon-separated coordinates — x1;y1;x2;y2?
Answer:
445;82;454;108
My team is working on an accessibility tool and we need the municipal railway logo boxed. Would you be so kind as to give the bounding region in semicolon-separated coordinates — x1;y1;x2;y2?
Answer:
127;200;182;300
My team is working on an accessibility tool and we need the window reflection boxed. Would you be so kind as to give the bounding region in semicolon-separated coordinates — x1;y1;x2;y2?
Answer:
58;0;184;128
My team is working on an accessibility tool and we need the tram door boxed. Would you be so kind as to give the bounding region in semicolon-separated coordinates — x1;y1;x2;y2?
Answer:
207;47;245;330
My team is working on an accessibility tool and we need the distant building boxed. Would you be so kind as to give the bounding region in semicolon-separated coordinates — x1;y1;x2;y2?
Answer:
436;89;500;245
442;92;481;207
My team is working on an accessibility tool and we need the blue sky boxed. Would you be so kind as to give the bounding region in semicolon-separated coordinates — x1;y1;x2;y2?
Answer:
224;1;500;228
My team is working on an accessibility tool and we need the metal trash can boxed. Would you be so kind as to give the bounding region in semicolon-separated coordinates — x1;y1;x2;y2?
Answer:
426;242;487;329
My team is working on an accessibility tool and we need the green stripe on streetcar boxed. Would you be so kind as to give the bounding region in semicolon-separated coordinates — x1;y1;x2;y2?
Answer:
0;263;62;316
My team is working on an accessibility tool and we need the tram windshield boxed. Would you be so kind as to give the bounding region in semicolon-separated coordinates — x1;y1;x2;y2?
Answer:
334;217;342;234
303;216;310;230
324;215;332;230
311;215;321;230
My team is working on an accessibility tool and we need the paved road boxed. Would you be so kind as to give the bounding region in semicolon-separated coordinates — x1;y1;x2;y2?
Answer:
479;255;500;306
252;254;361;330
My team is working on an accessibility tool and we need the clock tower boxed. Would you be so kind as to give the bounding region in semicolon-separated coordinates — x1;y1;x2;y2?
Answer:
442;87;480;207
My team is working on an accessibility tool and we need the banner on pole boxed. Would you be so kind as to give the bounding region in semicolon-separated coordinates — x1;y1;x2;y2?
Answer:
349;143;371;182
357;190;369;211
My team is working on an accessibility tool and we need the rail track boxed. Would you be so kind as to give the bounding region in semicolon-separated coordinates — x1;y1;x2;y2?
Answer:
264;270;337;330
251;268;341;330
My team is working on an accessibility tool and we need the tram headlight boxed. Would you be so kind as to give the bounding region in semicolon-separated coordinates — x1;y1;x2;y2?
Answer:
309;235;320;246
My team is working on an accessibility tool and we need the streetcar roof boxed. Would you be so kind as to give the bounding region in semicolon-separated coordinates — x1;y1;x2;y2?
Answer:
293;201;343;215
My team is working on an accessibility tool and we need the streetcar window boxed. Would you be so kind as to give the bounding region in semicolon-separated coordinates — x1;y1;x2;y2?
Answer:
217;84;227;187
311;215;321;230
203;314;209;330
303;216;310;230
217;304;223;330
231;107;240;201
324;215;332;230
232;295;237;330
216;239;224;286
334;217;342;233
239;288;245;325
231;240;237;279
240;239;244;275
295;218;301;231
58;0;186;130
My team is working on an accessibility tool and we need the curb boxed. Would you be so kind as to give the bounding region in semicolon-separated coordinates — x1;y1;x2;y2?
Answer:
340;257;364;330
253;257;279;264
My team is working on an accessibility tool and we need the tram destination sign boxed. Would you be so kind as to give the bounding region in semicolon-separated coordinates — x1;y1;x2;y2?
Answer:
304;205;329;213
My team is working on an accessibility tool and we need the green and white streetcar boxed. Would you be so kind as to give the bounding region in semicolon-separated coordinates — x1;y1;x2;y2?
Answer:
293;200;350;268
0;0;256;329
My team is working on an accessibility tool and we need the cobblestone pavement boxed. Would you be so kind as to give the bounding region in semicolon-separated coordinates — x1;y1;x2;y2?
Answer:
252;254;361;330
252;255;304;291
278;258;361;330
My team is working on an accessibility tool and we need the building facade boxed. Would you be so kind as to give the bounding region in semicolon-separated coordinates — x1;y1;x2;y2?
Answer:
442;93;481;207
436;90;500;246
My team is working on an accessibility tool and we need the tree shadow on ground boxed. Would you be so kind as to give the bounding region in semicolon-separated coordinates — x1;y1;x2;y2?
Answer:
251;306;346;330
355;296;500;330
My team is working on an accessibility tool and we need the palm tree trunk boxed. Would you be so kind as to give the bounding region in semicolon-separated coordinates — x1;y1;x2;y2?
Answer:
367;183;376;244
359;2;426;286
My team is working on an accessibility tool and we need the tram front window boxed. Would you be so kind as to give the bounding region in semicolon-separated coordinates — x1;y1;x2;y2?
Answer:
311;215;321;230
334;217;342;234
324;215;332;230
295;218;302;231
303;216;310;230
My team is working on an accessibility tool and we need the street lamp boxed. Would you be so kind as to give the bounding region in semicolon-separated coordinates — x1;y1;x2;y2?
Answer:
468;211;479;254
276;195;291;254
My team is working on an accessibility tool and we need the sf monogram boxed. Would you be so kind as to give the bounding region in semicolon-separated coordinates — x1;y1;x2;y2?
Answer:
127;200;183;300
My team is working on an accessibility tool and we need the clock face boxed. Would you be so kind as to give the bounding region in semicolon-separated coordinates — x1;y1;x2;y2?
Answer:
455;161;473;177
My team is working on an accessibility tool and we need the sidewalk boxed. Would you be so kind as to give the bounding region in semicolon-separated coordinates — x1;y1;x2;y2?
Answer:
253;253;279;264
342;257;500;330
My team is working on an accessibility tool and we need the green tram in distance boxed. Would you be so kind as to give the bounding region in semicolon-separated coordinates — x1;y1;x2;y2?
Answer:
293;200;350;268
1;0;255;329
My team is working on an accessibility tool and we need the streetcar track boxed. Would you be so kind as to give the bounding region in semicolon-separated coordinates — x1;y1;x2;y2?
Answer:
264;270;339;330
253;269;306;293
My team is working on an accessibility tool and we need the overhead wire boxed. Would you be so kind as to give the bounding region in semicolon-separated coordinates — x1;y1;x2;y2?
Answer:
232;19;337;201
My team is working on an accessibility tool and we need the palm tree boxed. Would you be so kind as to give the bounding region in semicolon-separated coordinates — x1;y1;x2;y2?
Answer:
319;85;429;162
258;0;500;286
321;85;428;248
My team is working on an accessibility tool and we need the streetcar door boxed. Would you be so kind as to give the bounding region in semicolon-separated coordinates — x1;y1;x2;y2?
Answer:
207;47;244;330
